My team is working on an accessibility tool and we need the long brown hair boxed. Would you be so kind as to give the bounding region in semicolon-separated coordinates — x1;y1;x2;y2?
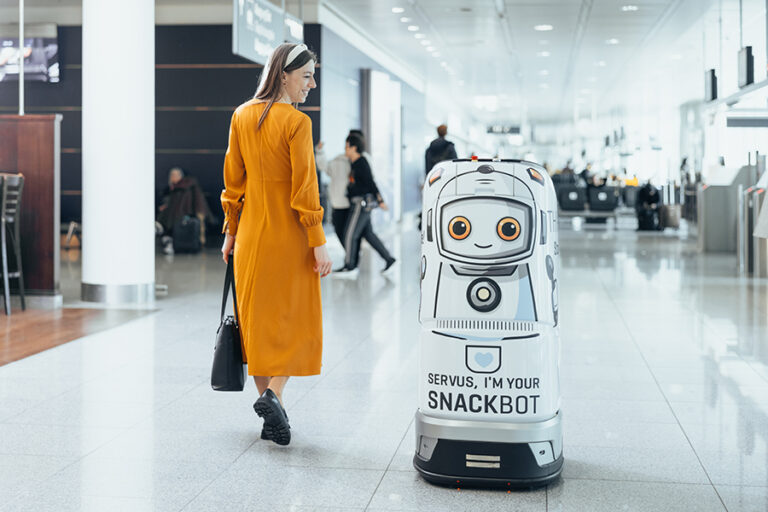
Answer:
254;43;317;130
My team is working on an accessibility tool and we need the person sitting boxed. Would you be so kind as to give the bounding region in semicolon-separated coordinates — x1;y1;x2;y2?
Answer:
156;167;212;254
636;181;661;231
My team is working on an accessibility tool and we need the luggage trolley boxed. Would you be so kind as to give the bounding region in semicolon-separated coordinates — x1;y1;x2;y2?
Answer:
415;159;563;488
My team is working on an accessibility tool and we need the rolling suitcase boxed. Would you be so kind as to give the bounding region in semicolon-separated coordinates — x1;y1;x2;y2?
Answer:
173;215;202;253
660;204;681;229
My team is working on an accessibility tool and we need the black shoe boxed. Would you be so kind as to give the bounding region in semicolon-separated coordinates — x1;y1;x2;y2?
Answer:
253;389;291;445
382;258;397;274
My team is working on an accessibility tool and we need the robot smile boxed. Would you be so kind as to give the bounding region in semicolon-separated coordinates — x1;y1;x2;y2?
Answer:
474;243;492;249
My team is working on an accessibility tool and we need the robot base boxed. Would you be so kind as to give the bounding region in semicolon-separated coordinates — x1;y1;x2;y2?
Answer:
413;410;563;489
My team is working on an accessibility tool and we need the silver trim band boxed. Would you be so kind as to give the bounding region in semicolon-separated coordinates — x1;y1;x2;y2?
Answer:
415;410;563;458
81;282;155;305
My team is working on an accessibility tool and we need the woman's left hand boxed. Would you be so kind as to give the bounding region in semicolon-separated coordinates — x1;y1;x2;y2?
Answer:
379;201;389;211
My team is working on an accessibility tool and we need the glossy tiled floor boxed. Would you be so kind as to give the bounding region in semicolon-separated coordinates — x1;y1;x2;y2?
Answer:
1;222;767;511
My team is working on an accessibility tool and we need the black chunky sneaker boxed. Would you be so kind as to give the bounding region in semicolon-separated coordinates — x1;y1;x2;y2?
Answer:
253;389;291;446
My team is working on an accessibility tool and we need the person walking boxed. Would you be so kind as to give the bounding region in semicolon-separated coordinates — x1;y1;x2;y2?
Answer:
424;124;457;175
336;133;396;274
220;42;332;446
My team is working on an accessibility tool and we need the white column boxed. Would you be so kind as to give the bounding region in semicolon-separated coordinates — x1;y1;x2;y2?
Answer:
81;0;154;304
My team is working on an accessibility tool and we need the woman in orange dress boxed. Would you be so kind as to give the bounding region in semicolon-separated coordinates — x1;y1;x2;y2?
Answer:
220;43;332;446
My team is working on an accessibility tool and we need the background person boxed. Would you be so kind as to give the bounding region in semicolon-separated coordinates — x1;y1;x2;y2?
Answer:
424;124;457;174
156;167;212;254
337;133;396;274
220;42;332;446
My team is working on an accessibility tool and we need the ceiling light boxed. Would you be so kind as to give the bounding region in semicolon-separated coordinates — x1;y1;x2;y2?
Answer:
534;24;554;31
407;25;420;31
426;46;435;51
414;33;425;39
392;7;405;13
539;70;549;76
537;51;550;57
421;40;431;45
621;5;639;11
400;16;411;22
595;60;607;67
441;61;448;66
605;38;619;45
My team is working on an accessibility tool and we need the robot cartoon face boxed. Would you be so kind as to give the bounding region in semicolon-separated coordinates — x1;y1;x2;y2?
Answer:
439;196;534;261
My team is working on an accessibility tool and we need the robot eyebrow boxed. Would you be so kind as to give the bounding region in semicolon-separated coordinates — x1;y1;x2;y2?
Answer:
475;179;494;184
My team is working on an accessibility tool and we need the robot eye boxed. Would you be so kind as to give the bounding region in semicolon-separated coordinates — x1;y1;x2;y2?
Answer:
497;217;521;241
448;216;471;240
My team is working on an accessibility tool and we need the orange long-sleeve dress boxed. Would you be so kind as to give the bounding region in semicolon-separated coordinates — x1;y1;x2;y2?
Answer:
221;100;326;377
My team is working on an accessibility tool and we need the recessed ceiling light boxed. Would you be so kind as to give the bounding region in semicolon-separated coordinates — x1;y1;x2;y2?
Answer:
534;24;554;31
595;60;607;67
441;61;448;66
605;38;619;45
539;70;550;76
537;51;550;57
420;40;430;46
400;16;411;22
414;33;425;39
407;25;420;31
426;46;435;51
621;5;639;11
392;7;405;13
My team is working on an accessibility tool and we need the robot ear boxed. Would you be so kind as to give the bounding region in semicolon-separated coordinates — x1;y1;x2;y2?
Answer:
546;255;554;279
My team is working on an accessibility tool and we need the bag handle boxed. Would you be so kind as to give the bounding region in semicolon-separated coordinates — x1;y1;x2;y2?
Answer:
220;257;240;325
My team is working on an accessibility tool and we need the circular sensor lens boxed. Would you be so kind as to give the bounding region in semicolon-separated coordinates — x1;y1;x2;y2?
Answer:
497;217;521;241
448;216;471;240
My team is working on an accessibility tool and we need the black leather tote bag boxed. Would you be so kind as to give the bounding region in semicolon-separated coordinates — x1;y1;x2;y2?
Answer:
211;258;246;391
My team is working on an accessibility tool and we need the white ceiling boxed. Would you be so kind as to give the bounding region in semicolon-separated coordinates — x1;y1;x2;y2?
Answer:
322;0;727;125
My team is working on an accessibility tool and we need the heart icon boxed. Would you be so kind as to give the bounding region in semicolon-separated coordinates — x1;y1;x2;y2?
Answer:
474;352;493;368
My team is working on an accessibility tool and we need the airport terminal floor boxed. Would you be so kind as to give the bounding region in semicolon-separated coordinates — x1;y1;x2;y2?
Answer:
0;222;766;511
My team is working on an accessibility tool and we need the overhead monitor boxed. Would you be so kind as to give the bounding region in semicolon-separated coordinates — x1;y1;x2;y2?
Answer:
0;23;59;83
738;46;754;88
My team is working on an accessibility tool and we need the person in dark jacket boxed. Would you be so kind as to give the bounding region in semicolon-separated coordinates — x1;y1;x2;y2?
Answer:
156;167;212;254
636;181;661;231
336;133;396;274
425;124;458;174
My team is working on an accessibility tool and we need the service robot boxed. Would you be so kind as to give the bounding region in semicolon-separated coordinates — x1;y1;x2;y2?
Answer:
414;158;562;488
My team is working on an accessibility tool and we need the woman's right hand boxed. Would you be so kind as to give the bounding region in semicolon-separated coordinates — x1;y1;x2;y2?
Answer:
221;233;235;263
313;244;332;277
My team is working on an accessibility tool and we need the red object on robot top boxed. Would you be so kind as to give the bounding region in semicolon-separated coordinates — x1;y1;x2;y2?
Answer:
471;155;478;161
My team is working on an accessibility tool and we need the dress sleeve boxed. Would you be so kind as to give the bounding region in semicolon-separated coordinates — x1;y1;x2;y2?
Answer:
289;114;326;247
221;110;246;236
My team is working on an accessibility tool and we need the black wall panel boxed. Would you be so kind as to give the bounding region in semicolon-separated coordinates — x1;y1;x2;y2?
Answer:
156;25;252;65
156;68;261;107
156;110;232;149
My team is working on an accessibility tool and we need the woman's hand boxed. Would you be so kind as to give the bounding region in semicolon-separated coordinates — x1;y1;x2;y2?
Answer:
221;233;235;263
379;201;389;211
313;244;332;277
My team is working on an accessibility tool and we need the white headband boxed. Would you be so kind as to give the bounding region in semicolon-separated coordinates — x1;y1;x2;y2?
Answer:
284;43;308;68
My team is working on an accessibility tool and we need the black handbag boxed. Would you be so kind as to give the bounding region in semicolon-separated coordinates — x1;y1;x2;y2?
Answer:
211;258;246;391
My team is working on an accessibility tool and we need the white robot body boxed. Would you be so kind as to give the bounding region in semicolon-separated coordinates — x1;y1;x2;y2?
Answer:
414;159;563;488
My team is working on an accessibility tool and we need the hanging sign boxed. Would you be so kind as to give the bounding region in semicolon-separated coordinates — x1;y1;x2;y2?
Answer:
232;0;304;65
